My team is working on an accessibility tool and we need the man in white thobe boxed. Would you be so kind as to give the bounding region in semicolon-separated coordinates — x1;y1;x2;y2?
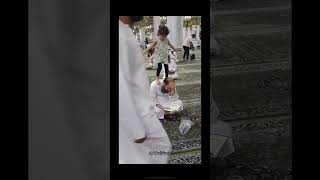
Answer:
119;16;171;164
182;34;196;61
150;77;184;120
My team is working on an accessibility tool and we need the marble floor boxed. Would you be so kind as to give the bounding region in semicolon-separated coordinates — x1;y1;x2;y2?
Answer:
211;0;292;179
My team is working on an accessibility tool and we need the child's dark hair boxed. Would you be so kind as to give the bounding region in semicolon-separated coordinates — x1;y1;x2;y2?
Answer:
157;25;170;36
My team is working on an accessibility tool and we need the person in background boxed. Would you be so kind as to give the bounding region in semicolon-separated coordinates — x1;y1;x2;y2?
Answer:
182;34;196;61
146;44;157;70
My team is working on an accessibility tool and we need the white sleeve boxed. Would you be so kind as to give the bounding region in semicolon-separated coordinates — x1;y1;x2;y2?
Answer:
150;82;159;107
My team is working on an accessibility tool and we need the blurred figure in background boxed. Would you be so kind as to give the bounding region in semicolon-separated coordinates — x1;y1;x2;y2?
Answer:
182;34;196;61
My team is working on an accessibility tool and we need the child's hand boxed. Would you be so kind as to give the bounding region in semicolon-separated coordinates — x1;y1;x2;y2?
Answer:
156;79;161;85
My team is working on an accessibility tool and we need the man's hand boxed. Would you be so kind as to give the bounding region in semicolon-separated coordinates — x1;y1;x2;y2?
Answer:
135;137;146;143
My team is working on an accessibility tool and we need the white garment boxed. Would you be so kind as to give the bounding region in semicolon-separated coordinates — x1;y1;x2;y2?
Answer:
161;51;179;79
150;80;183;119
119;20;171;164
210;85;234;158
168;51;178;72
183;36;194;47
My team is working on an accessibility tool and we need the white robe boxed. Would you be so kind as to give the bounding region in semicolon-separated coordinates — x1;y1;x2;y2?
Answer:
161;51;179;79
119;21;171;164
150;80;183;119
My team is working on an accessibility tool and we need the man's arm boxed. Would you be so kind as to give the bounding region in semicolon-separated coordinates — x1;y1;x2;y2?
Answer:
190;37;194;48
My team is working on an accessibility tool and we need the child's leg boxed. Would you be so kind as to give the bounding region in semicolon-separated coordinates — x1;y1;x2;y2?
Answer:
186;47;190;60
156;63;162;84
183;46;187;59
164;64;169;78
156;63;162;77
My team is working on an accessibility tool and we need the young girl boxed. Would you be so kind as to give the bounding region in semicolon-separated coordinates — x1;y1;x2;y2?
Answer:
144;25;177;85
